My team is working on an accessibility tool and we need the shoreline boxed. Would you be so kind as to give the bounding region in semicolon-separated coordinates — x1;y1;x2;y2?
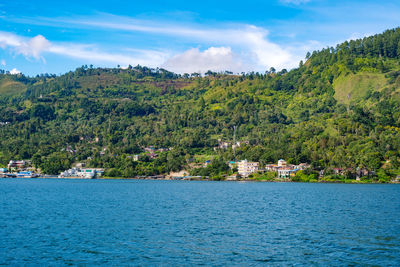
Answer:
1;176;399;184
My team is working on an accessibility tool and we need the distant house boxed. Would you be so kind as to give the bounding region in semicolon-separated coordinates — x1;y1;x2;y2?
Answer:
144;146;156;153
60;168;104;179
8;160;28;170
219;142;230;150
232;141;250;150
266;160;309;173
278;159;287;167
265;164;279;172
78;168;104;178
133;155;140;161
214;140;231;151
295;163;311;170
238;160;259;177
78;169;96;179
278;168;299;179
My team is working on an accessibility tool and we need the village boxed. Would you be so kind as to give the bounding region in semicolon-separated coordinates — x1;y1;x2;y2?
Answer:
0;138;394;182
0;137;390;182
0;157;311;181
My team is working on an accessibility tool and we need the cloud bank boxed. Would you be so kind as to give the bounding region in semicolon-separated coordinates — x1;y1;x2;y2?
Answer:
162;47;244;74
55;17;299;71
0;31;168;68
0;15;317;74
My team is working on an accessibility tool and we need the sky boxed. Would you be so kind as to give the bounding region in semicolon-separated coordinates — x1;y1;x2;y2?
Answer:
1;0;400;76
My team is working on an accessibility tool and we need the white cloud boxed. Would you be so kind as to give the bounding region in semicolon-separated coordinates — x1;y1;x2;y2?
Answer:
48;44;169;66
162;47;244;74
0;31;49;60
0;16;319;74
28;16;304;71
9;68;21;74
16;34;50;60
0;31;169;68
1;59;5;66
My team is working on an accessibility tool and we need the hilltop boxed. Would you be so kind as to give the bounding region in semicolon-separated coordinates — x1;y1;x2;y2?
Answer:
1;28;400;181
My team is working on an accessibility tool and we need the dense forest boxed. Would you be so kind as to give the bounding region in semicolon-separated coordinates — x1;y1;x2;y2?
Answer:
1;28;400;181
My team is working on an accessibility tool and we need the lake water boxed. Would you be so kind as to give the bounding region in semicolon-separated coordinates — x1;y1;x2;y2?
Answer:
0;179;399;266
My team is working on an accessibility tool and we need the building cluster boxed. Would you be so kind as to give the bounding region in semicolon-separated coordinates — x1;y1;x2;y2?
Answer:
142;146;171;159
59;167;104;179
237;160;259;178
236;159;310;178
214;140;250;151
8;160;30;170
1;160;38;178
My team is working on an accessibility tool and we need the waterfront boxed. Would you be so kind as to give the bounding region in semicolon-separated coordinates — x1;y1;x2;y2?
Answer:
0;179;399;265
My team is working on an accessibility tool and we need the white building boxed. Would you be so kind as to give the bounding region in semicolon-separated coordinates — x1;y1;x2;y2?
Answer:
278;159;287;167
59;168;104;178
278;168;299;179
238;160;259;177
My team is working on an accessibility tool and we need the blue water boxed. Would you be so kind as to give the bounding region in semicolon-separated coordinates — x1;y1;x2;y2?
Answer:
0;179;399;266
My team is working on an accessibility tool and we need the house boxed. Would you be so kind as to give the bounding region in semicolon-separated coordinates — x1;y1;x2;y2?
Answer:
278;168;299;179
0;168;8;173
238;160;259;178
219;142;230;150
60;168;104;178
77;169;96;179
214;140;231;150
295;163;311;170
133;155;140;161
144;146;156;153
265;164;279;172
278;159;287;167
77;168;104;179
232;141;250;150
8;160;27;170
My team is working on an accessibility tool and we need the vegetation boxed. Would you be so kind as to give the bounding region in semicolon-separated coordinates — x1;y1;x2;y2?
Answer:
1;28;400;181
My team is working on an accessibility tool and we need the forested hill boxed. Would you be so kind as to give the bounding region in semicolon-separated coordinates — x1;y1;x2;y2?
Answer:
1;28;400;180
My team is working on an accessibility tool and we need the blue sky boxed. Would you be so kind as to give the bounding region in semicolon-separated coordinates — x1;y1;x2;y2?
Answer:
1;0;400;76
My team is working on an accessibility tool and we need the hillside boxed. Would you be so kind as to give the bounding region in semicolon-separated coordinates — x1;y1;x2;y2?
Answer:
1;28;400;181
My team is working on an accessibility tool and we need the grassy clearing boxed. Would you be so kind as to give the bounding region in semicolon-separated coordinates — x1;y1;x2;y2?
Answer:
333;72;387;104
0;79;26;96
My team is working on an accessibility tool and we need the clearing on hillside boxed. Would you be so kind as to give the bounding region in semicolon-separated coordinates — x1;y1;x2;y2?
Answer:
333;72;387;104
0;78;27;96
